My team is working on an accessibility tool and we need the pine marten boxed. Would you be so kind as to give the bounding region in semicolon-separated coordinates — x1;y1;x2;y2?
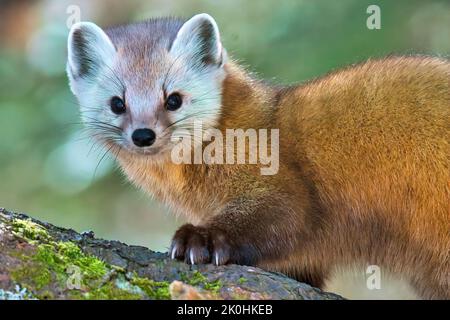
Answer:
66;14;450;299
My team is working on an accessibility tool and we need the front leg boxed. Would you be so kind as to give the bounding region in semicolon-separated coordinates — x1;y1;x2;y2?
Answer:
170;196;301;266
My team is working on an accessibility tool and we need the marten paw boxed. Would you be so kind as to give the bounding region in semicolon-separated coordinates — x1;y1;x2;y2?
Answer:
169;224;231;265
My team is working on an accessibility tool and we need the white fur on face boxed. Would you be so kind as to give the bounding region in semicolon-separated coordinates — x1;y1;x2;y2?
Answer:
166;13;227;132
163;54;226;132
67;22;118;96
66;15;228;158
67;22;125;147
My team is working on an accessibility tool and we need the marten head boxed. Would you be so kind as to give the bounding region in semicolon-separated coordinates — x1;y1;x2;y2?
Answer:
67;14;227;159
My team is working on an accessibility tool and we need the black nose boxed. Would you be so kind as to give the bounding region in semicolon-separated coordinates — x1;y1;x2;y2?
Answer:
132;128;156;147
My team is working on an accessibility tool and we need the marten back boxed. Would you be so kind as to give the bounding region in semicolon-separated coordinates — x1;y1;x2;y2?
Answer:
275;56;450;298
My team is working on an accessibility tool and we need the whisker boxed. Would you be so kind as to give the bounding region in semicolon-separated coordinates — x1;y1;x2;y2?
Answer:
92;144;114;179
163;110;221;132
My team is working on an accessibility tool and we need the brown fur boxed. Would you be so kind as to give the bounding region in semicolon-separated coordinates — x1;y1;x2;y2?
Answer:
118;56;450;299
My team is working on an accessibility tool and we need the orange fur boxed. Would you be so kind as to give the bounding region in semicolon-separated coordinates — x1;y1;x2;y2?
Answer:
118;56;450;299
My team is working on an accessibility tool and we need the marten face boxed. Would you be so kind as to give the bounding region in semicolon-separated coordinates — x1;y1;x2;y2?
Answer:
67;14;227;160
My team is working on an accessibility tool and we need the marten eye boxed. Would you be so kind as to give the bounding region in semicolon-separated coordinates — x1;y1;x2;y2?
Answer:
166;93;182;111
110;96;126;114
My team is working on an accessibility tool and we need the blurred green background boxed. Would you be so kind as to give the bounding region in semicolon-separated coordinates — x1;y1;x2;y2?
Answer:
0;0;449;299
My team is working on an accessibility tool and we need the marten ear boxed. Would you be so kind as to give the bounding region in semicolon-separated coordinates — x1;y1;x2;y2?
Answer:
170;13;226;67
67;22;116;94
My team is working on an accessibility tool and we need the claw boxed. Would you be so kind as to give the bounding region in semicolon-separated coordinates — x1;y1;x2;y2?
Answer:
214;252;219;266
171;244;177;259
170;224;232;266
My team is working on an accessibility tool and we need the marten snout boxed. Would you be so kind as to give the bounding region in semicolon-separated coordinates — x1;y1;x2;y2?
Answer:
131;128;156;147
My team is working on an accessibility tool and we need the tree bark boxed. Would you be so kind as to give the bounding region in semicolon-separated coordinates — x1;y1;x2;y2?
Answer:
0;208;343;300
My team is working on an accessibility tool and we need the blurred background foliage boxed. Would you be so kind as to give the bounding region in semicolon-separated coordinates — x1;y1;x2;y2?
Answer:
0;0;449;299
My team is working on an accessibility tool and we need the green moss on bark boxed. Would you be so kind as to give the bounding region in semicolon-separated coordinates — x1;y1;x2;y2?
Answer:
7;217;169;300
130;276;171;300
181;271;223;294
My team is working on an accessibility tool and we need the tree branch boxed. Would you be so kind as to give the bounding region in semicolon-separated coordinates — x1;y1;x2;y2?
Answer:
0;208;343;300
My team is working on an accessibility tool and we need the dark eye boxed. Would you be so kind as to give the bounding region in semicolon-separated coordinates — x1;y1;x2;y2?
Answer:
166;93;182;111
110;96;126;114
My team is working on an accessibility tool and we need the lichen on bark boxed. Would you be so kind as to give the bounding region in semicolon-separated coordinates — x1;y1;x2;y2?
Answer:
0;208;344;300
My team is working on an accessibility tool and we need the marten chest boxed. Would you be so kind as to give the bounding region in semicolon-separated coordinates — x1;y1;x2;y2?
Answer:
120;157;230;221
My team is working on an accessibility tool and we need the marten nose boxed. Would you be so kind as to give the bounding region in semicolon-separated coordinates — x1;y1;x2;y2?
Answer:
132;128;156;147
